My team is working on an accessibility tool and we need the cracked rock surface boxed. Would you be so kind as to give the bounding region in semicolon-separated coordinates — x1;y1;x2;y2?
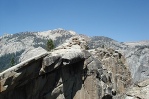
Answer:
0;37;117;99
1;36;149;99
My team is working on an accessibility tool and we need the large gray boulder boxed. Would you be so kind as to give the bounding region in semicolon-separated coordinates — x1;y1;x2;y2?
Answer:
19;47;47;62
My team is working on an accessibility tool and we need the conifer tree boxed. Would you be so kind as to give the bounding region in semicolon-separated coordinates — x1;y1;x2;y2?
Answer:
10;56;15;67
46;39;54;51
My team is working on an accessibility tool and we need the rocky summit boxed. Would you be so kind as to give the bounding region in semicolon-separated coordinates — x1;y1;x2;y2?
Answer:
0;29;149;99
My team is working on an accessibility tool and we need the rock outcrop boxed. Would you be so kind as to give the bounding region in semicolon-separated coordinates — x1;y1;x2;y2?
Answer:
0;29;77;71
89;47;132;96
1;29;149;85
1;29;149;99
124;45;149;82
0;37;118;99
125;79;149;99
19;47;47;62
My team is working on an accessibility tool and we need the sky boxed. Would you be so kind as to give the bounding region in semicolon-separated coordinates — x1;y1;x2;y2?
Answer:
0;0;149;42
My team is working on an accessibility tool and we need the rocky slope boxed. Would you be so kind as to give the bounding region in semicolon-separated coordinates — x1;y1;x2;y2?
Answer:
89;48;131;95
0;29;127;72
0;29;77;71
124;45;149;82
124;79;149;99
0;37;121;99
0;29;149;82
88;36;127;50
0;29;149;98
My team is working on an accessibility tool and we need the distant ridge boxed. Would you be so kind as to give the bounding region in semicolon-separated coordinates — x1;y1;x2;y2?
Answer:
0;28;149;83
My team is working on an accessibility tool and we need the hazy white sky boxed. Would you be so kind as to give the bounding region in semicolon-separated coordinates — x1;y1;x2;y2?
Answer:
0;0;149;42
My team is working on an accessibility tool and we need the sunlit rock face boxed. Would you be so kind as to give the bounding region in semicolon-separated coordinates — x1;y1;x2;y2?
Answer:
0;37;118;99
124;79;149;99
1;29;149;99
1;29;149;84
89;47;132;97
0;29;77;72
124;45;149;82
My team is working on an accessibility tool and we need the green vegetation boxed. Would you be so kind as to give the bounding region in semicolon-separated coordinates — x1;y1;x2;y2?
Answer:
85;45;89;50
0;50;24;72
101;45;105;48
10;55;15;67
46;39;54;51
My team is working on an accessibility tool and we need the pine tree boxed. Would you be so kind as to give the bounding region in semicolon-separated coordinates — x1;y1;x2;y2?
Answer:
10;56;15;67
46;39;54;51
